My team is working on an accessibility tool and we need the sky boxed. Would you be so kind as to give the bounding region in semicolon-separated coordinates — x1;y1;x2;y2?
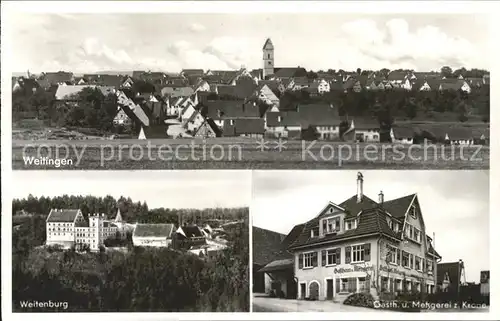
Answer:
9;13;490;73
252;170;489;283
12;171;251;209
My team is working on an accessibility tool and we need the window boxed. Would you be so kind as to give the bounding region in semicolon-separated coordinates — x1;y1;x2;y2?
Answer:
410;204;417;218
427;260;434;274
325;217;341;234
386;245;397;264
415;228;421;243
267;53;270;59
415;256;422;271
303;252;315;268
394;222;399;232
358;277;366;292
402;251;410;268
327;249;338;265
396;279;402;291
352;245;364;263
341;278;349;292
345;220;353;230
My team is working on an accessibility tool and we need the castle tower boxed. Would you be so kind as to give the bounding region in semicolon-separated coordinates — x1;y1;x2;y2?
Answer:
262;38;274;79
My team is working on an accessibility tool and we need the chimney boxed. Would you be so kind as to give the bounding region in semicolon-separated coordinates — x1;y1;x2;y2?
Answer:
379;191;384;204
356;172;363;203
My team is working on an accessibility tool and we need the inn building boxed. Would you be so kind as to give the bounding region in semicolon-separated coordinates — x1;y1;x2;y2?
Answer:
258;172;441;301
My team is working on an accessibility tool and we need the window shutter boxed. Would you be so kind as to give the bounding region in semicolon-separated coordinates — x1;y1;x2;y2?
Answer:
335;278;340;293
336;218;341;231
336;248;341;264
322;250;326;266
313;252;318;267
299;254;303;269
364;243;371;261
345;246;351;264
397;249;401;265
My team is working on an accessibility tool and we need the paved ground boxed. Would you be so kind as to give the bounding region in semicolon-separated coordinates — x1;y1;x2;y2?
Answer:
252;294;490;313
252;295;384;312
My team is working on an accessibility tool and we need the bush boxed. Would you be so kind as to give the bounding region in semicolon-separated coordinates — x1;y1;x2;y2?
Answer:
343;292;374;308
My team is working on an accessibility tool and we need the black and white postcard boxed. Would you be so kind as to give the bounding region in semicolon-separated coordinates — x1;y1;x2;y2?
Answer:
10;171;250;312
5;3;490;170
252;171;489;312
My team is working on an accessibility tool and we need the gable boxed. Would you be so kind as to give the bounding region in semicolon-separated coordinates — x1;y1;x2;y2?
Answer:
316;202;345;219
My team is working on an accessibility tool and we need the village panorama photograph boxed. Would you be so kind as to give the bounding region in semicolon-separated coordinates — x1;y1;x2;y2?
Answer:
10;170;251;312
252;170;490;312
6;4;490;169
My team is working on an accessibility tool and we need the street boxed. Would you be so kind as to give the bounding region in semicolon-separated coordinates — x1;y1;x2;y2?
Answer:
252;295;388;312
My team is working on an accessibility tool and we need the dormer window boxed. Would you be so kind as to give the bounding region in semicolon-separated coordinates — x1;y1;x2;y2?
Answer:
323;217;341;234
344;219;357;231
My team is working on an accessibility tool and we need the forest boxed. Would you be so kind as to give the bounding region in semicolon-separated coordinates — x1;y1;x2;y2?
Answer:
278;86;490;124
12;195;249;312
13;194;247;224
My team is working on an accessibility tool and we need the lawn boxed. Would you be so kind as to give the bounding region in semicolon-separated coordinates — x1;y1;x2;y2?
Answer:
12;138;489;169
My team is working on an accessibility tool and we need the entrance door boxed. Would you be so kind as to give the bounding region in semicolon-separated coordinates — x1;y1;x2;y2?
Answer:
326;279;334;300
309;282;319;300
300;283;306;299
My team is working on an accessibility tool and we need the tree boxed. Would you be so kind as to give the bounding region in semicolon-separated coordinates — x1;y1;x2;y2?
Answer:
306;71;318;80
440;66;453;78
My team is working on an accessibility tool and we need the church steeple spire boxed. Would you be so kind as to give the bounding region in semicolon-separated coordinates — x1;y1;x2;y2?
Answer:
262;38;275;79
115;208;123;222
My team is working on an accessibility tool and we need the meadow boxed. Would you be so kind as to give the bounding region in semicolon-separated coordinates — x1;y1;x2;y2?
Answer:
13;138;489;170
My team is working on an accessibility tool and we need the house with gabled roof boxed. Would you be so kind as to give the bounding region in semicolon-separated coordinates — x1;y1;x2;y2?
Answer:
132;223;175;247
193;118;221;138
387;71;408;85
255;83;280;107
183;109;206;134
342;117;381;143
390;126;415;144
253;226;287;294
37;71;74;88
265;103;340;140
274;172;440;301
254;225;305;298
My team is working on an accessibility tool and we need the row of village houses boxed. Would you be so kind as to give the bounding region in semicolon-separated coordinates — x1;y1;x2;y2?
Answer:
14;67;490;96
13;68;490;144
45;208;231;256
253;172;490;302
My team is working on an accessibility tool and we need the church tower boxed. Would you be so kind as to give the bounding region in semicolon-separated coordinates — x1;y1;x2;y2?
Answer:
262;38;274;79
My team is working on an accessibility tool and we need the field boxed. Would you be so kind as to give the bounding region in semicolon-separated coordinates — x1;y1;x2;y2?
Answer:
13;137;489;169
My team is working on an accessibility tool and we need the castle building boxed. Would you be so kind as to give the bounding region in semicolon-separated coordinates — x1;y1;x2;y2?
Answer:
258;172;441;301
263;38;275;79
46;208;125;251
